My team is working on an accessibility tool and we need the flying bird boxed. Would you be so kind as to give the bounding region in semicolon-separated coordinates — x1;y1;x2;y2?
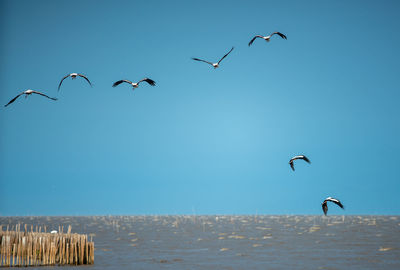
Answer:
192;47;234;69
248;32;287;46
289;155;310;171
322;197;344;216
112;78;156;89
58;73;92;90
4;90;57;107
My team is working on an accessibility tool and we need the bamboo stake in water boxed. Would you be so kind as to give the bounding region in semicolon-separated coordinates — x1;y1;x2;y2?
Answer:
0;226;94;266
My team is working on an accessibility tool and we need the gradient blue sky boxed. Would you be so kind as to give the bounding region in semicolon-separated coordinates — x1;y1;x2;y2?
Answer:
1;0;399;215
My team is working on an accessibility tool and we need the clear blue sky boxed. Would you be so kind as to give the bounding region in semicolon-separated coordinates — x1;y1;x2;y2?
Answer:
1;0;399;216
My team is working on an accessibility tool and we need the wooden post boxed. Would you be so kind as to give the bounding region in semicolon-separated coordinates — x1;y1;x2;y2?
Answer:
66;243;69;265
0;225;94;266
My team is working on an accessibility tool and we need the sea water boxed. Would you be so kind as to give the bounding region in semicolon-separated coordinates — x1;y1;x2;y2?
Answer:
1;215;399;269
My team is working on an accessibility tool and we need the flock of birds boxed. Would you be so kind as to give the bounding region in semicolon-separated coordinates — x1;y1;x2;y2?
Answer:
4;73;157;107
4;31;344;216
288;155;344;215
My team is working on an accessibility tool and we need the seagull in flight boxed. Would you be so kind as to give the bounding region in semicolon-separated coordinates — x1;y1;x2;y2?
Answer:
248;32;287;46
289;155;310;171
192;47;234;69
112;78;156;89
58;73;92;90
4;90;57;107
322;197;344;216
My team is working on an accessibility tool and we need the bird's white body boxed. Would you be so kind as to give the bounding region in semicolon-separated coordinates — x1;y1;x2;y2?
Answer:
24;90;33;98
325;197;340;203
131;83;139;88
264;36;271;41
70;73;78;79
24;90;32;98
50;230;57;234
212;63;219;68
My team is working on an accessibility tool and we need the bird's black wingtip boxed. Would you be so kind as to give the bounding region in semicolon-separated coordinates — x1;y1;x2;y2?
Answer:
303;156;311;163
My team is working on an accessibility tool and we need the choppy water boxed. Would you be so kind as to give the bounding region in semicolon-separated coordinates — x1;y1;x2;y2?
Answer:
1;216;399;269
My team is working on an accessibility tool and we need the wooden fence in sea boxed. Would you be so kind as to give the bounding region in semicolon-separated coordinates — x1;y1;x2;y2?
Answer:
0;224;94;267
